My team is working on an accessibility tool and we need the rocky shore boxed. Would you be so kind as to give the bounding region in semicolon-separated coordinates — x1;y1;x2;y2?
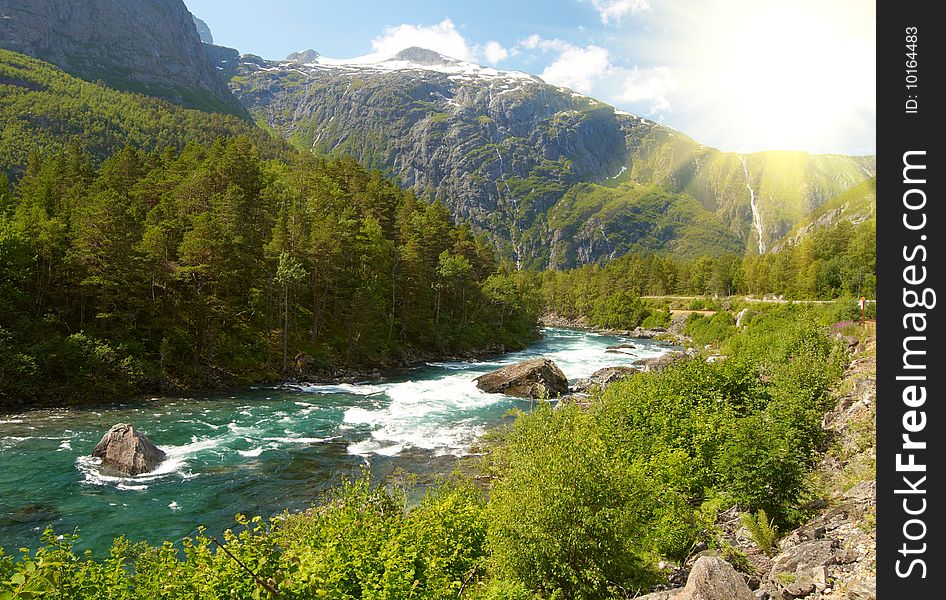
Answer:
636;337;877;600
539;312;691;346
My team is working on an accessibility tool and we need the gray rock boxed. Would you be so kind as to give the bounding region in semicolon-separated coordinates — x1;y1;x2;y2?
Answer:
571;365;639;393
393;47;459;65
631;327;668;339
474;358;568;399
844;578;876;599
632;351;688;372
843;480;875;504
92;423;166;476
0;0;241;113
677;556;756;600
286;49;321;63
606;343;637;350
192;15;213;44
637;557;755;599
769;540;836;577
779;569;816;597
634;591;677;600
735;308;749;327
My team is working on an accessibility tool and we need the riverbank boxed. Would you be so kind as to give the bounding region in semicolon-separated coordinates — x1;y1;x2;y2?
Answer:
540;311;691;346
0;327;666;556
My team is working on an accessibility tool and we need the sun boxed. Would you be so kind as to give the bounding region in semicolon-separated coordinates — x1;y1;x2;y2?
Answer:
660;0;875;154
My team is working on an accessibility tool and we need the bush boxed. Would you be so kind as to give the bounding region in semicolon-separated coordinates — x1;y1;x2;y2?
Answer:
487;404;658;599
0;475;489;599
641;306;671;329
741;510;779;556
684;312;736;347
589;291;650;330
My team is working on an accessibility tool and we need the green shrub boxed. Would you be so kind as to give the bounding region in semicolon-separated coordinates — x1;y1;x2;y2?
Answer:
684;312;736;347
741;509;779;556
589;291;650;329
487;404;658;599
641;306;671;328
469;579;542;600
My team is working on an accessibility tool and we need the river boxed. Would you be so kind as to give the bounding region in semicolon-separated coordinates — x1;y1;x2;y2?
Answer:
0;328;673;554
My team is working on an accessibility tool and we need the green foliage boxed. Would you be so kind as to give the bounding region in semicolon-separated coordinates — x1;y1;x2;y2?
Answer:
487;404;659;599
741;510;779;556
540;182;744;268
588;291;651;329
640;306;671;329
0;50;288;177
540;217;875;325
482;307;845;595
0;141;539;407
742;218;876;299
0;476;489;599
684;312;736;347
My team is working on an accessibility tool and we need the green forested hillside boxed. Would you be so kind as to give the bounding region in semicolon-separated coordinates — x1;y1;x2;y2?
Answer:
0;50;288;176
541;216;875;329
774;177;876;249
0;139;538;407
536;181;743;268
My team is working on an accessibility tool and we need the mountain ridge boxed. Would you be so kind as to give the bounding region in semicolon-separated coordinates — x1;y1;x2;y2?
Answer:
227;47;874;267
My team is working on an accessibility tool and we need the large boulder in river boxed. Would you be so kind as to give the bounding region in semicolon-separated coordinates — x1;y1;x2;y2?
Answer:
474;358;568;399
92;423;165;476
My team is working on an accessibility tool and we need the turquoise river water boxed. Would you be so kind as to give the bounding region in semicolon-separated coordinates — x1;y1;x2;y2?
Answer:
0;328;672;555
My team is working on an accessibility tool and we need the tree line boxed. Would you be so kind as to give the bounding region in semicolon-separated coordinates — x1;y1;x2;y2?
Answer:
541;217;875;326
0;138;539;407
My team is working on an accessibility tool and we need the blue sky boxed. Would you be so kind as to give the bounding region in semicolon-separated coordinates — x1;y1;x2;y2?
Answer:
184;0;875;155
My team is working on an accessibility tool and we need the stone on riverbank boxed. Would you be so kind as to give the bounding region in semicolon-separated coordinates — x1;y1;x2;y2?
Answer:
571;365;640;394
92;423;165;476
474;358;569;399
635;556;755;600
632;350;692;372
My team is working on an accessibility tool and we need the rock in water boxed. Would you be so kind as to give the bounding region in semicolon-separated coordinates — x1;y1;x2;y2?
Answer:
92;424;166;476
474;358;568;399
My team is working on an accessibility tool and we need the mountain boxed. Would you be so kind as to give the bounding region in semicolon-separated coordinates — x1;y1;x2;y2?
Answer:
227;47;875;268
0;0;242;115
192;15;214;44
0;49;288;175
772;176;876;251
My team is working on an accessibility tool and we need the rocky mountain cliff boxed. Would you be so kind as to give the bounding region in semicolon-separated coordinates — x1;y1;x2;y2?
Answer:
228;48;875;268
0;0;242;115
192;15;213;44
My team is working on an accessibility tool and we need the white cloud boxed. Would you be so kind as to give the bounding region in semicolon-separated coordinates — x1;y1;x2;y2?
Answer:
519;34;570;52
590;0;652;25
483;40;509;64
621;65;676;112
621;65;677;113
541;45;612;93
517;35;613;93
369;19;475;61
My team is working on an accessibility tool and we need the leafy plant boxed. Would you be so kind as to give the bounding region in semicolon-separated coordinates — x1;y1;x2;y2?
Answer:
741;509;780;556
